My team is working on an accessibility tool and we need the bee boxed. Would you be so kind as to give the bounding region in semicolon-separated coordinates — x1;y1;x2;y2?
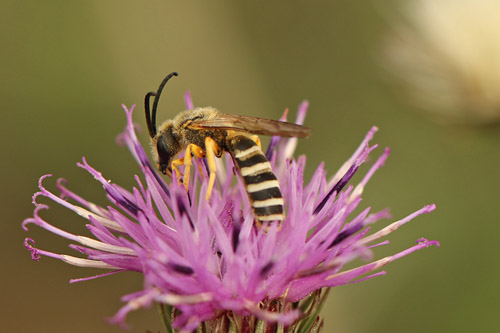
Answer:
145;72;311;225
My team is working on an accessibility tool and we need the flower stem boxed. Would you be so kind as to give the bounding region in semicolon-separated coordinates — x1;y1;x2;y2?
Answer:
158;303;174;333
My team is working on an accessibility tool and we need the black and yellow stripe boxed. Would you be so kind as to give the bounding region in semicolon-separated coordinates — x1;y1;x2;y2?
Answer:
229;135;284;223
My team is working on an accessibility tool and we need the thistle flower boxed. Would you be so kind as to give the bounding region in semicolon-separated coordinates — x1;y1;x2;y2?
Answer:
384;0;500;124
23;93;438;332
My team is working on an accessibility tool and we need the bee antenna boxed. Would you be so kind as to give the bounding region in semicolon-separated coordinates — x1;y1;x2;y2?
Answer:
144;91;157;137
144;72;179;137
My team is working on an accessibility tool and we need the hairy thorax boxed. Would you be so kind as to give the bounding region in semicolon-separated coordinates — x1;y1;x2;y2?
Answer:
173;107;229;151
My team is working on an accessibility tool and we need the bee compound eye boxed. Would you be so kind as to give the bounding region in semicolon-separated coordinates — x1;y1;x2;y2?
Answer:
156;137;172;166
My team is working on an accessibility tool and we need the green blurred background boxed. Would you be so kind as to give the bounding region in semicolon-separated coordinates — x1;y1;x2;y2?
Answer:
3;1;499;332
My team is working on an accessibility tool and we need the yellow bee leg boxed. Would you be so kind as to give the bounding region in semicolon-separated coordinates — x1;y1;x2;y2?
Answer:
183;145;193;191
192;145;207;181
183;144;206;192
250;135;262;149
204;137;221;200
171;158;184;185
198;163;205;180
191;145;206;158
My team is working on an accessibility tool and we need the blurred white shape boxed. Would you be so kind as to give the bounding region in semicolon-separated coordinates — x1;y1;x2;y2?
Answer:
384;0;500;124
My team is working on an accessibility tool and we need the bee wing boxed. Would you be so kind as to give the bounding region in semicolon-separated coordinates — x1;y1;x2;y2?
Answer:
188;113;312;138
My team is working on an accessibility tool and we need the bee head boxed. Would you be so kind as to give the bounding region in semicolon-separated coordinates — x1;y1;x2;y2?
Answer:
153;120;181;176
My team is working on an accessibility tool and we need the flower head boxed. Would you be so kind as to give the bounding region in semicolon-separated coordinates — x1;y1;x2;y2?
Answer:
384;0;500;123
23;93;438;332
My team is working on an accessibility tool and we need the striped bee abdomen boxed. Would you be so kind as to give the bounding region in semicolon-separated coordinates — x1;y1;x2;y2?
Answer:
229;135;284;224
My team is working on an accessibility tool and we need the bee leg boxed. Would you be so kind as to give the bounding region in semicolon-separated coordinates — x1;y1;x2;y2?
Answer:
204;137;221;200
171;158;185;185
183;144;206;192
250;135;262;149
198;163;205;180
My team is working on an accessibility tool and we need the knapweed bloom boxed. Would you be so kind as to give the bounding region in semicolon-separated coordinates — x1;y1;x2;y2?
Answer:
383;0;500;124
23;93;438;332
